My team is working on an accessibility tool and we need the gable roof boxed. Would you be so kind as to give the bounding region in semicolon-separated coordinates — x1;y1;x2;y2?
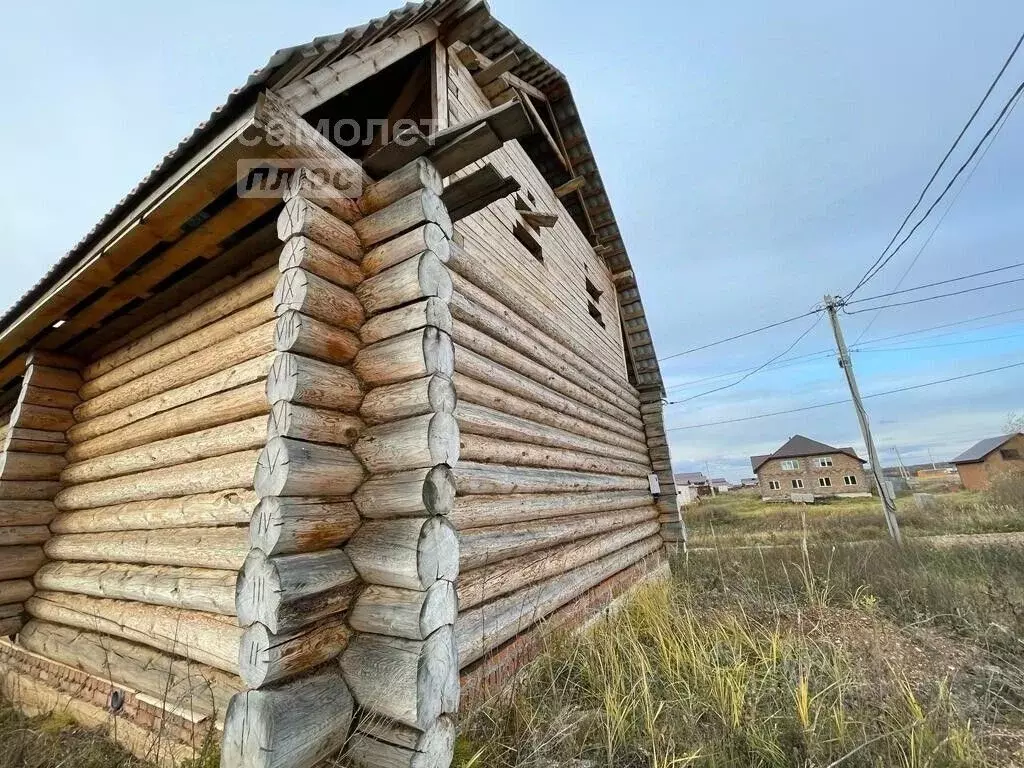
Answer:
952;433;1022;464
750;435;863;473
674;472;706;485
0;0;666;399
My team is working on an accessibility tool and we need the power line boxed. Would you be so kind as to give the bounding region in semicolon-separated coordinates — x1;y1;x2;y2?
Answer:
844;276;1024;315
664;360;1024;431
847;262;1024;306
858;306;1024;345
855;330;1024;353
657;308;822;362
847;78;1024;298
666;315;823;404
850;93;1023;345
665;305;1024;392
846;30;1024;298
664;349;836;392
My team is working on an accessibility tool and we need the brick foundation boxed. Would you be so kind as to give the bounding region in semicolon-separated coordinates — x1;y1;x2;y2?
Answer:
0;639;214;767
459;549;670;708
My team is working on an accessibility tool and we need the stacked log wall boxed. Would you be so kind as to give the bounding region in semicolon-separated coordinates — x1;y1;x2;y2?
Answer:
19;252;282;723
445;54;669;685
223;155;463;768
0;352;81;636
341;159;460;768
222;167;365;768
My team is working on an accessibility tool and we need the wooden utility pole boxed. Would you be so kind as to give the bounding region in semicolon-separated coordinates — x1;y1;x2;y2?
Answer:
894;447;911;482
823;295;903;546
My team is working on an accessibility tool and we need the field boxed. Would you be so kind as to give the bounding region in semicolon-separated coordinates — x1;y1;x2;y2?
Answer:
684;483;1024;549
3;475;1024;767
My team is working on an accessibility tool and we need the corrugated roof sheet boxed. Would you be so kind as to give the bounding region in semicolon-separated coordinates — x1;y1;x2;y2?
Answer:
952;434;1020;464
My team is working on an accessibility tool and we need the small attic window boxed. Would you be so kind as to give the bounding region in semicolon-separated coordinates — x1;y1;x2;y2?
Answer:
585;277;602;302
588;300;605;327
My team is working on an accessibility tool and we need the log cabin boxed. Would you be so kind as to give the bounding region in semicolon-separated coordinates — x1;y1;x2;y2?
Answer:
0;2;681;766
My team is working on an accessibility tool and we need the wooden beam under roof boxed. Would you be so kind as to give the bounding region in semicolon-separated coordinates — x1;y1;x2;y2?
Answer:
516;89;570;172
451;41;546;102
362;98;534;178
277;21;441;116
38;90;364;352
38;195;280;350
474;50;520;87
553;176;586;197
441;163;520;221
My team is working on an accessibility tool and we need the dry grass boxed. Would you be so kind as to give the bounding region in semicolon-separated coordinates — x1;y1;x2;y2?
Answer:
0;704;145;768
0;696;219;768
455;475;1024;767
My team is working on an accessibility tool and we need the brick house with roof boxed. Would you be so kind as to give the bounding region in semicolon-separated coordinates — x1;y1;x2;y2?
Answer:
952;433;1024;491
750;435;870;501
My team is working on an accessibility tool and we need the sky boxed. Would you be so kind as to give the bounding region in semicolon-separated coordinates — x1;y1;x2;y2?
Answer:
1;0;1023;482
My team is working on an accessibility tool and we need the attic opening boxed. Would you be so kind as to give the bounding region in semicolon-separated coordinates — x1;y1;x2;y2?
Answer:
305;45;435;159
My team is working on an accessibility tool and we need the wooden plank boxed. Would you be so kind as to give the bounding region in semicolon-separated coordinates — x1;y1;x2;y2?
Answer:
553;176;586;197
474;51;520;88
518;89;569;171
429;123;502;178
520;210;559;229
431;39;450;132
362;126;430;179
430;99;533;150
441;165;520;221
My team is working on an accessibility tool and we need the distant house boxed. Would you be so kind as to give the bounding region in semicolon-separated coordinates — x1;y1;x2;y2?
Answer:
709;477;730;493
751;435;870;501
675;472;706;486
951;433;1024;491
739;477;760;488
674;471;712;498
